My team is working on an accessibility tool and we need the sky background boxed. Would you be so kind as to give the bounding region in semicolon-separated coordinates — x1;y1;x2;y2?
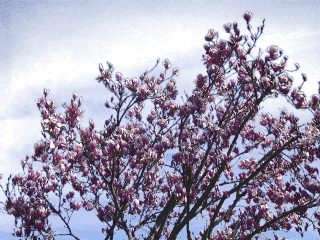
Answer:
0;0;319;239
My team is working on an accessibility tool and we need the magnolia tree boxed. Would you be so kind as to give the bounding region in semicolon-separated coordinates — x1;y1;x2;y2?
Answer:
1;12;320;240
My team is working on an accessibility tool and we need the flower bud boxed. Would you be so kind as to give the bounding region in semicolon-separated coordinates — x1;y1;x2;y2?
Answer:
115;72;122;81
21;160;27;168
163;59;171;69
302;73;307;81
243;12;252;22
72;92;78;101
99;63;104;74
172;68;179;76
160;72;165;79
43;88;50;97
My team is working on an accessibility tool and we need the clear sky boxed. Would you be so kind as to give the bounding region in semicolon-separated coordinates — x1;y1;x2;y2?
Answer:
0;0;319;239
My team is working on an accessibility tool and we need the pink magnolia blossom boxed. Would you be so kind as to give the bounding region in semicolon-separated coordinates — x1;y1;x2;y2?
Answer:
205;29;218;41
162;58;171;69
243;11;252;22
266;45;279;59
172;67;179;76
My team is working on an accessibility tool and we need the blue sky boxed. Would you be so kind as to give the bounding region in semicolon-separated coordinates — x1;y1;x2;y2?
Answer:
0;0;319;239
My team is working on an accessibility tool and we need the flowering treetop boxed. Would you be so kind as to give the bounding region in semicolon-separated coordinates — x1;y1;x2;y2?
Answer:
1;11;320;240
